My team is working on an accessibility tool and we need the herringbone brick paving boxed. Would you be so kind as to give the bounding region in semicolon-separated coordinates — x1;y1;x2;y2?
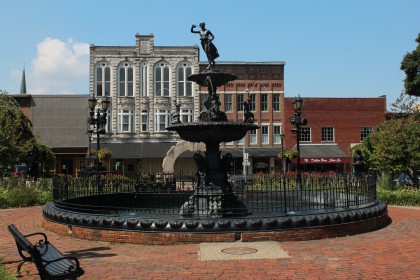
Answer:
0;206;418;279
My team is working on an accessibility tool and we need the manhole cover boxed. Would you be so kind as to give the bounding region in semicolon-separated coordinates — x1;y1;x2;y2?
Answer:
221;247;258;255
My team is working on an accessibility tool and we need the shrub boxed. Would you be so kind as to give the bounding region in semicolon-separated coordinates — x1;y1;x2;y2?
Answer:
0;177;53;209
377;186;420;206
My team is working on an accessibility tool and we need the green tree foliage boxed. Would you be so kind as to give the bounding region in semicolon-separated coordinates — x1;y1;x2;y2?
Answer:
401;33;420;96
356;92;420;188
0;94;35;169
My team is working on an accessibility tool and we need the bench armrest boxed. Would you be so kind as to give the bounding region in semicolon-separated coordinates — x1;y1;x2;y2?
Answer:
24;232;48;245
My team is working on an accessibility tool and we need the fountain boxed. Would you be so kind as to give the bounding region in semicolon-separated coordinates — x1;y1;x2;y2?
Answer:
167;70;259;217
41;24;390;244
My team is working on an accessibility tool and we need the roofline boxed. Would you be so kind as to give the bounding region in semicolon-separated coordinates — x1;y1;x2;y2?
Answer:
30;94;89;97
284;96;387;99
200;61;286;65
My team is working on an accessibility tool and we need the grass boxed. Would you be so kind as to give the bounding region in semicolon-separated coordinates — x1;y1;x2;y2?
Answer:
0;259;16;280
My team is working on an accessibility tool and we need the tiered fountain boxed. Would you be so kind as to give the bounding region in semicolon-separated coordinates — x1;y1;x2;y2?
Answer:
167;70;259;217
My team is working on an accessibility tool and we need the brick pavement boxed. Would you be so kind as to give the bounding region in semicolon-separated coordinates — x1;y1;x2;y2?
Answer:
0;206;418;280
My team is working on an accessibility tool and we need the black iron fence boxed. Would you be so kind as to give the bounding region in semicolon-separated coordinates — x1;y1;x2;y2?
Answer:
52;173;377;218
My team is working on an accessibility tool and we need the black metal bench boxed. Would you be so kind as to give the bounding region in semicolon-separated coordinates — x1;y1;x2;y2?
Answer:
8;224;84;280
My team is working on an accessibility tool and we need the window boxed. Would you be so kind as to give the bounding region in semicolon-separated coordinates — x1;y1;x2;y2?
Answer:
224;94;232;112
177;63;192;96
249;129;257;144
180;109;193;123
248;94;256;111
361;126;372;141
273;125;282;144
141;110;148;132
127;164;135;172
105;110;112;133
118;63;133;97
261;94;268;111
200;94;207;111
140;63;148;97
322;127;334;142
118;110;134;133
95;62;110;97
237;137;244;145
237;94;244;112
299;127;311;142
273;94;280;111
154;62;170;96
261;125;269;144
155;109;170;131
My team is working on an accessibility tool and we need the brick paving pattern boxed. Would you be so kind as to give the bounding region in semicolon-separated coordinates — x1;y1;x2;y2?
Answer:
0;206;418;279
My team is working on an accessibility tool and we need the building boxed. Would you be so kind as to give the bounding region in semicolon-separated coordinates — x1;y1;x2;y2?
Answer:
283;97;387;173
199;62;285;174
89;33;286;176
10;33;387;177
12;94;89;176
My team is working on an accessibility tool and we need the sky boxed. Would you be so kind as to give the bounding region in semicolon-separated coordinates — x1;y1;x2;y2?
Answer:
0;0;419;108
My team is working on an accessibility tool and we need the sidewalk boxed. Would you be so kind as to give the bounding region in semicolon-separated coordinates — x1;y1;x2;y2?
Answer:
0;206;418;279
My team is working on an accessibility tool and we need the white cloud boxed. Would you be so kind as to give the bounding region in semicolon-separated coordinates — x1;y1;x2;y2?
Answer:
30;37;89;94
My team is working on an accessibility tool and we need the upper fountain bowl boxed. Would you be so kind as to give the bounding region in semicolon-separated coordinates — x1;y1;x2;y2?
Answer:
188;70;237;88
166;121;259;143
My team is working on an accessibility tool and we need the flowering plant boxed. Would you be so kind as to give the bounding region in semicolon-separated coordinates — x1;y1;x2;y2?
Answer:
98;147;112;161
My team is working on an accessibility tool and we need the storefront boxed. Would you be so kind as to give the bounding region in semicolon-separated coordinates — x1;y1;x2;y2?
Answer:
289;144;350;173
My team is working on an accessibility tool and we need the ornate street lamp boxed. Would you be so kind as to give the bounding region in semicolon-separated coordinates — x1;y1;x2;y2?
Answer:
290;95;307;189
242;89;250;183
87;128;93;167
88;96;110;192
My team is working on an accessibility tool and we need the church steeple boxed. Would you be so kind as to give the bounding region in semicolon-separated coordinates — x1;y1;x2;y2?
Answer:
20;66;27;94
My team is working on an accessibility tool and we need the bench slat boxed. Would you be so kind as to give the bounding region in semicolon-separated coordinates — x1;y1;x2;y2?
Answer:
37;243;77;275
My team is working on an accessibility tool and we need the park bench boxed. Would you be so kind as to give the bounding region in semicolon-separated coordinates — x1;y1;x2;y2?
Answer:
8;224;84;280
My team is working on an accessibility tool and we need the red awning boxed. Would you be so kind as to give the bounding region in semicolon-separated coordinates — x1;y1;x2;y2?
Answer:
291;157;350;164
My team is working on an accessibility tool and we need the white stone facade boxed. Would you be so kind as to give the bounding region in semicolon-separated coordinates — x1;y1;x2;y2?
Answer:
89;33;200;144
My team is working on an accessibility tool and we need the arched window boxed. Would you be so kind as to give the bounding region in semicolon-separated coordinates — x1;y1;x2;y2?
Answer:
140;62;148;97
154;62;170;96
95;62;110;97
118;62;134;97
176;62;192;97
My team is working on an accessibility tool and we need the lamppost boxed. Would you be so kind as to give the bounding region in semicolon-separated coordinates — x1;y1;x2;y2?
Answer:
280;132;287;214
88;96;110;191
290;96;307;189
87;128;93;167
242;89;250;183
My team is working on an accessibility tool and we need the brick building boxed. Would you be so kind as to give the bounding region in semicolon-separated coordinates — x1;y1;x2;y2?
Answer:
200;62;285;174
283;97;387;172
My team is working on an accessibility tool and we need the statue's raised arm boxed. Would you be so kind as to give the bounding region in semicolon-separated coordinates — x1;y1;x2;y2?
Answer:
191;22;219;70
191;24;199;34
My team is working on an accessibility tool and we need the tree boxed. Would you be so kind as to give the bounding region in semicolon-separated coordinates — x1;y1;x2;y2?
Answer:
356;92;420;188
0;94;35;170
401;33;420;96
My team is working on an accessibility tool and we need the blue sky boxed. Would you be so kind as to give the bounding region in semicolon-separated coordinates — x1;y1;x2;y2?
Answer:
1;0;419;107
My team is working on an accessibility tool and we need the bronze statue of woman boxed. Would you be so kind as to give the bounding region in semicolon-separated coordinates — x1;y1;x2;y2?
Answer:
191;22;219;69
